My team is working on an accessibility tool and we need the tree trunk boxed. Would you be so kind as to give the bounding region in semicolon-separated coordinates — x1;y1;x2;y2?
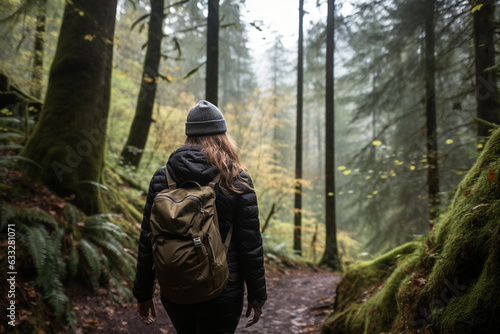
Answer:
472;0;500;139
320;0;341;270
21;0;118;215
294;0;304;256
30;0;47;100
206;0;219;105
424;0;439;228
119;0;165;168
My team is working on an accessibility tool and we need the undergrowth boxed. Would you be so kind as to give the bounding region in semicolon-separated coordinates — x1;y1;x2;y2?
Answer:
1;118;141;331
0;202;137;329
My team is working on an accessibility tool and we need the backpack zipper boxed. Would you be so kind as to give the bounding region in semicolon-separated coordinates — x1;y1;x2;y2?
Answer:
206;233;218;273
156;194;201;204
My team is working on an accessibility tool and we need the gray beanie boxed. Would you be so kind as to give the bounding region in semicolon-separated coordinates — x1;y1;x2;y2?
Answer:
185;100;227;136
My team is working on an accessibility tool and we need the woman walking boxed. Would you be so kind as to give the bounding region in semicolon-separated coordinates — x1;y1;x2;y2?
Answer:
133;100;267;333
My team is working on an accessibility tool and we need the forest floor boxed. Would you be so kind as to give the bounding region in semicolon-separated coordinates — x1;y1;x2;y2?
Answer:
63;268;341;334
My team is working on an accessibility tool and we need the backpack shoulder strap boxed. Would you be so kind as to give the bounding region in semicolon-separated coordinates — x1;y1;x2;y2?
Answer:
224;224;233;251
208;172;231;250
165;166;177;189
208;173;220;188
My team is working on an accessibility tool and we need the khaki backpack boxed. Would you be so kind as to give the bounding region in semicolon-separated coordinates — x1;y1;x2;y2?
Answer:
149;167;232;304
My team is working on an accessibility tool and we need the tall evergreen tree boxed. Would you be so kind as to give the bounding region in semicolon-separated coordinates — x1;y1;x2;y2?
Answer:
206;0;219;104
294;0;305;256
119;0;165;168
471;0;500;139
21;0;118;214
219;0;257;108
424;0;439;226
320;0;342;270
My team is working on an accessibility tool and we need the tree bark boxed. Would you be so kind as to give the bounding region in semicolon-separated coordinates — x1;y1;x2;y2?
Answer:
472;0;500;139
30;0;47;100
206;0;219;105
21;0;118;214
320;0;341;270
424;0;439;228
119;0;165;168
294;0;304;256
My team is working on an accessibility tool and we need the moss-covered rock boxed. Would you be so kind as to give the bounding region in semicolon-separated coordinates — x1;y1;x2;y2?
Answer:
323;129;500;334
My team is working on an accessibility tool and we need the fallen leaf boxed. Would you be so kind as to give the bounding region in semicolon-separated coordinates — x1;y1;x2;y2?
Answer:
487;169;497;183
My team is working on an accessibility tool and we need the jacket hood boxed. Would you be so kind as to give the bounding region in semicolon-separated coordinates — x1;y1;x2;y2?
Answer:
166;145;219;185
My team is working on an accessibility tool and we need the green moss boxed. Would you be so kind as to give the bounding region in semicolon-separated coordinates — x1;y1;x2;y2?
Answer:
323;129;500;334
324;241;426;333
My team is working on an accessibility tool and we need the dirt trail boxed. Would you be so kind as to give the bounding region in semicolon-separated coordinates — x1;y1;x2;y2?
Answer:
67;269;341;334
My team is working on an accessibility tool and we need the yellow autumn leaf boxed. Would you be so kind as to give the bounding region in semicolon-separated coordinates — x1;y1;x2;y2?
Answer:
83;34;95;42
446;139;454;144
472;4;483;13
394;159;403;165
365;175;371;180
410;165;416;171
367;194;373;198
372;140;382;146
477;143;483;149
328;192;334;196
1;108;12;116
343;170;352;176
372;190;378;195
338;166;347;171
381;175;388;179
143;76;154;83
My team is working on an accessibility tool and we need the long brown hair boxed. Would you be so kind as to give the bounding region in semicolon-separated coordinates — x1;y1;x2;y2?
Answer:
184;133;251;193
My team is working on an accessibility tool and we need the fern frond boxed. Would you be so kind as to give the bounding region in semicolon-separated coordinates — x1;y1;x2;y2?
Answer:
78;239;102;290
52;228;67;281
84;220;128;239
1;203;16;231
67;245;79;280
39;246;68;320
0;143;23;151
0;116;22;125
17;221;49;271
0;155;42;169
0;132;24;142
18;207;57;228
88;234;136;279
84;213;122;223
88;235;125;263
62;203;82;226
40;274;69;320
65;302;77;327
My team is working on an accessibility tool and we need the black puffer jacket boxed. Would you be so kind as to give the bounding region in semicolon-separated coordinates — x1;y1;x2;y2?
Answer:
133;145;267;309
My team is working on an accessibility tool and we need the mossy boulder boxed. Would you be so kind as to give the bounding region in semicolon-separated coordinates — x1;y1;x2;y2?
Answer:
323;128;500;334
